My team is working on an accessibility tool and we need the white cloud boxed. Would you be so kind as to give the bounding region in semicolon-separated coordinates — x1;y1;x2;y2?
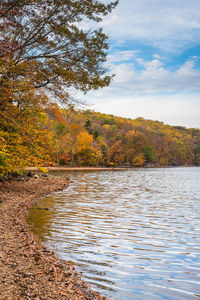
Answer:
107;50;139;63
101;0;200;52
105;56;200;93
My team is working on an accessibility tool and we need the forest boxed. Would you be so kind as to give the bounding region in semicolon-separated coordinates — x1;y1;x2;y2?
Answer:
1;0;200;176
2;96;200;175
46;105;200;168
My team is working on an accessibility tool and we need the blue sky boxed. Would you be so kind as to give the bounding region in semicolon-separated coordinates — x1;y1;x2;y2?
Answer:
81;0;200;128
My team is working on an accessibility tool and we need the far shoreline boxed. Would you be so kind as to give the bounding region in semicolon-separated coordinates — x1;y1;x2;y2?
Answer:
27;166;128;171
27;165;197;172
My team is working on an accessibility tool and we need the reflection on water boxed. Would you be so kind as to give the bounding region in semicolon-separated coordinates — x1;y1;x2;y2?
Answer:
28;167;200;299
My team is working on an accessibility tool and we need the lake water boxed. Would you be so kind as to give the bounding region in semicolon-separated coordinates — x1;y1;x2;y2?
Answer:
28;167;200;299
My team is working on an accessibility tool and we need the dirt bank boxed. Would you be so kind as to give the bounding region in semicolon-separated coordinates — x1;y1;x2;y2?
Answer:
0;176;105;299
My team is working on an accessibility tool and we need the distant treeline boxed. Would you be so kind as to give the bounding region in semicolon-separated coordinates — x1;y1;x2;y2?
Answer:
1;102;200;176
47;105;200;167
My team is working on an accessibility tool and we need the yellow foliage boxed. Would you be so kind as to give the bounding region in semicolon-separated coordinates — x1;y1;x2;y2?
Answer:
76;131;94;152
37;167;49;173
103;124;111;131
160;157;169;166
132;153;146;166
0;92;57;175
127;130;136;135
75;132;102;166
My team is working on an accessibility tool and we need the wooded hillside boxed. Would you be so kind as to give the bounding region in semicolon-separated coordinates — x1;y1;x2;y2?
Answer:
47;105;200;167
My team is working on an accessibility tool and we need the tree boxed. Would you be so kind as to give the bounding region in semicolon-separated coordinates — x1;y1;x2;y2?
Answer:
194;145;200;165
75;131;102;166
107;140;124;165
0;0;118;175
123;130;147;164
132;153;146;167
96;136;108;164
143;145;155;163
0;0;118;103
0;93;57;175
58;122;83;165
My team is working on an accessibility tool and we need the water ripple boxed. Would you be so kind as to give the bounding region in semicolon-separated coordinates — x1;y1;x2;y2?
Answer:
28;167;200;299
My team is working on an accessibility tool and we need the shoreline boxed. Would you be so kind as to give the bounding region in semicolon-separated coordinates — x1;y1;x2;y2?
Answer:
27;166;128;171
0;176;105;299
27;165;196;172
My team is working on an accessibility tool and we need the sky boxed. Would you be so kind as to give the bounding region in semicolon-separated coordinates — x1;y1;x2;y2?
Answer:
80;0;200;128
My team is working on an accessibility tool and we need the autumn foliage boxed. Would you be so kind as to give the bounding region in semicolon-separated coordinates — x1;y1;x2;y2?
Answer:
0;0;118;176
1;1;200;175
47;106;200;167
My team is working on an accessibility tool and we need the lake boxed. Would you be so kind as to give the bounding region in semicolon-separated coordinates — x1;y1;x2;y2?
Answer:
28;167;200;299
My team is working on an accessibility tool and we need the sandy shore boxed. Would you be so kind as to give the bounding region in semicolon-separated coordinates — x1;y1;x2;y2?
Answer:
0;176;105;299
